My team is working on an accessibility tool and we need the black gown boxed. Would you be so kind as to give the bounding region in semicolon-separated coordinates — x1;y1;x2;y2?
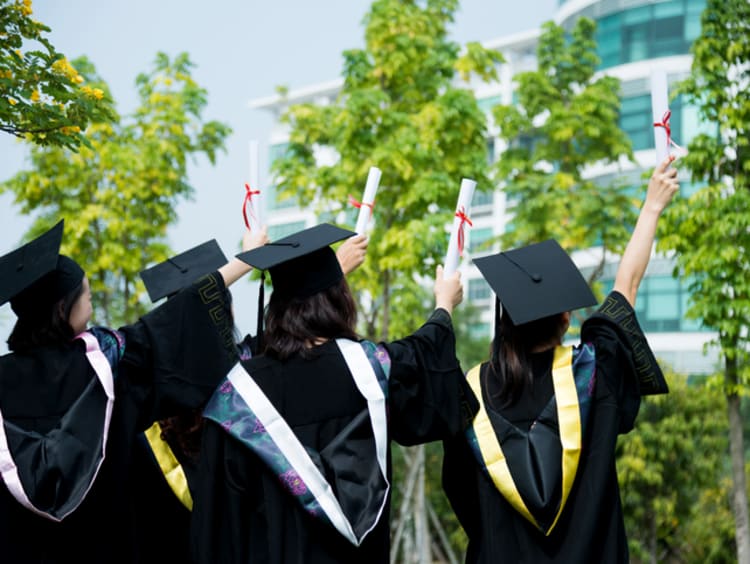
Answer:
442;291;657;564
0;272;236;564
190;308;478;564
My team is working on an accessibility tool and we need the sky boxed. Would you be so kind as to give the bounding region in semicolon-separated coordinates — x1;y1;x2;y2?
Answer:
0;0;557;348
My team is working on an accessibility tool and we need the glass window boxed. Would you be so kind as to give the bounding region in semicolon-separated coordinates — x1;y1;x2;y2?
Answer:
469;227;494;253
680;291;703;331
469;322;490;340
473;189;493;208
477;95;501;114
486;138;496;165
268;221;305;240
468;278;492;301
595;269;710;333
624;6;651;25
268;142;289;164
267;185;298;211
619;94;652;151
596;0;703;70
654;1;685;18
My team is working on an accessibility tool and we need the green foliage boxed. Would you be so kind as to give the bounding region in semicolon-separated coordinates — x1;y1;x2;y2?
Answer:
619;370;734;563
663;0;750;389
0;0;115;150
1;52;231;326
661;5;750;557
492;17;635;262
272;0;501;341
452;299;490;371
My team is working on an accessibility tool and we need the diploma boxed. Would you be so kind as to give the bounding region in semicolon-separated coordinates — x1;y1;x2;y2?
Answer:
354;166;381;235
444;178;476;275
650;69;670;165
244;140;263;232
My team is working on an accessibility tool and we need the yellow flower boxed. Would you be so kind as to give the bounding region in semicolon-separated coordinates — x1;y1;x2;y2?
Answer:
8;97;17;105
51;57;78;80
30;89;40;102
92;88;104;100
74;74;83;84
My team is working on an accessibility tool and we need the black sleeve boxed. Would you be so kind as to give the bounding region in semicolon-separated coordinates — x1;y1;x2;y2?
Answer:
383;308;479;446
581;291;664;433
442;435;482;541
118;272;239;425
582;290;668;396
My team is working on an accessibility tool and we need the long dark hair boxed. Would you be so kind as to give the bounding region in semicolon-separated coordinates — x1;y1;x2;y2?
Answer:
488;299;567;407
7;282;84;353
263;277;358;360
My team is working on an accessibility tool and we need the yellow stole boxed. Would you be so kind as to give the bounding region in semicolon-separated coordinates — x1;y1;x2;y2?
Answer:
144;423;193;510
467;346;581;535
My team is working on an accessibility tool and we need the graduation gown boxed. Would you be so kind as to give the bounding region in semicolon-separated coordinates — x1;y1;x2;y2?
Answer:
442;291;659;564
130;424;198;564
191;308;478;564
0;272;236;564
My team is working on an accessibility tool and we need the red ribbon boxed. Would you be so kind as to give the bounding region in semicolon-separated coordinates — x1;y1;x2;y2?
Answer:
653;110;686;156
653;110;673;148
243;183;261;230
348;195;375;211
455;206;473;256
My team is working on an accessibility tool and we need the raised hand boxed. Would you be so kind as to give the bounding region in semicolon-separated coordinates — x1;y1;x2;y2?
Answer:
242;225;270;253
336;234;368;275
434;264;463;315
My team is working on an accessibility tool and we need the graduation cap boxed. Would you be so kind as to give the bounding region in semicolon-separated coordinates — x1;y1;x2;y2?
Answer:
473;239;597;326
235;223;355;353
0;219;85;319
139;239;228;302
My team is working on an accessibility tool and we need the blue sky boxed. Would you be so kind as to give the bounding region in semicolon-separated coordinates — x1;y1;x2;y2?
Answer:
0;0;557;346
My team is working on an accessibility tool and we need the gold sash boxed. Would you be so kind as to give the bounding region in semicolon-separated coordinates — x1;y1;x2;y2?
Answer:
467;346;581;535
144;423;193;510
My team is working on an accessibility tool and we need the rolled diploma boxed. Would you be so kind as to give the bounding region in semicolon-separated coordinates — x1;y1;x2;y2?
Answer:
444;178;477;275
650;69;670;165
246;140;263;231
354;166;382;235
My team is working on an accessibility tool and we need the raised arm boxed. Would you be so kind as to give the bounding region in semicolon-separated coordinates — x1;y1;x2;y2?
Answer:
336;234;368;275
613;155;679;307
434;264;463;316
218;226;269;287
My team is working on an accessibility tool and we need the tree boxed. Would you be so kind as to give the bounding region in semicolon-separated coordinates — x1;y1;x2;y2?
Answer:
1;52;231;327
618;370;734;563
491;17;636;296
271;1;502;560
273;0;502;342
660;1;750;561
0;0;114;149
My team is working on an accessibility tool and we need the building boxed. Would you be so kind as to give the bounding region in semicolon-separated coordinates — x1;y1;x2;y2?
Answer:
249;0;716;375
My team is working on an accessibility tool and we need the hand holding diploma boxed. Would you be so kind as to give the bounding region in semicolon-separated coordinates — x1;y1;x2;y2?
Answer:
352;166;381;235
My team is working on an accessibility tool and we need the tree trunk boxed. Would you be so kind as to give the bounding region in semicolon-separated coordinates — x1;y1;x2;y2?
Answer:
725;355;750;564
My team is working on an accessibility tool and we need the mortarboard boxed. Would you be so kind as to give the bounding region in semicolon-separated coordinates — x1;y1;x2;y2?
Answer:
140;239;228;302
473;239;597;326
0;220;85;319
235;223;355;353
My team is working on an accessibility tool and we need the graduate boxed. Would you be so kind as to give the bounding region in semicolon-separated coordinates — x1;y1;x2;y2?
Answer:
0;220;267;563
132;238;238;564
442;156;679;563
133;231;368;564
190;223;478;564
